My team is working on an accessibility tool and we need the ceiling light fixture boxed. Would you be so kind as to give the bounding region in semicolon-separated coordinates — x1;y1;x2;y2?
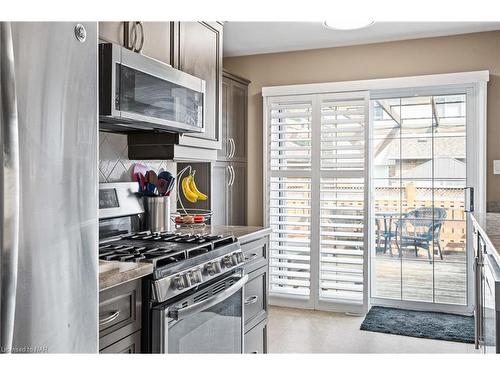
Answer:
323;20;375;31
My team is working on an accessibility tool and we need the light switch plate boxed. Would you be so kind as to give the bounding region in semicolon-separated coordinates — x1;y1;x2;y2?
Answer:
494;160;500;175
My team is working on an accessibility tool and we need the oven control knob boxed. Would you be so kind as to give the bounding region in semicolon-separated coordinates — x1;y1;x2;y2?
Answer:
231;253;240;266
174;275;185;290
214;261;222;274
189;268;203;284
206;262;216;276
237;252;245;263
222;256;232;268
183;274;192;288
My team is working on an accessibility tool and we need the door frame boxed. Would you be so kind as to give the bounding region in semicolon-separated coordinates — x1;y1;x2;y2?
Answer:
368;83;487;315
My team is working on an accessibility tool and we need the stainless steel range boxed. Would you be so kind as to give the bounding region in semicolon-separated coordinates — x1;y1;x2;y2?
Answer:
99;182;247;353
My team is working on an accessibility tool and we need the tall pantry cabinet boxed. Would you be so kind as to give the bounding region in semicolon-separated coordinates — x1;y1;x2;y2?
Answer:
212;70;250;225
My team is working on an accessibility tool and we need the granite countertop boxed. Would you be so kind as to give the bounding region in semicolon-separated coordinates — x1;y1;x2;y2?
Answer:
471;212;500;261
99;260;153;291
99;225;272;291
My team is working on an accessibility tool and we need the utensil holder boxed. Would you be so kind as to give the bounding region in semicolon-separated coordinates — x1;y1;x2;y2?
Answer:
144;196;171;233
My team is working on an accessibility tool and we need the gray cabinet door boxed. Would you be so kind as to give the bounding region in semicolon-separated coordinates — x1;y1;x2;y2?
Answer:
99;22;173;65
229;162;247;225
100;330;141;354
228;80;247;162
218;77;231;159
244;319;268;354
219;72;249;162
211;162;230;225
175;22;223;150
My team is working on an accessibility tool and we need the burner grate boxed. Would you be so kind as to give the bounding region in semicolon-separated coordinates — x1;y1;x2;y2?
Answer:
99;231;236;269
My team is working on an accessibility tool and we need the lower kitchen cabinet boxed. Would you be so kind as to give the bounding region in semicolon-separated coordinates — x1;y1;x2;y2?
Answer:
100;330;141;354
99;279;142;352
244;266;267;328
242;235;269;353
211;161;247;225
244;318;268;354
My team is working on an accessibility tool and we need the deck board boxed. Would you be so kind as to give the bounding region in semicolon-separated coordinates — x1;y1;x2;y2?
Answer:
373;249;467;305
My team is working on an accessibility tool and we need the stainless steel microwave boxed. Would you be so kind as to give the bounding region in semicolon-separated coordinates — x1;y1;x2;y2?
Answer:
99;43;206;133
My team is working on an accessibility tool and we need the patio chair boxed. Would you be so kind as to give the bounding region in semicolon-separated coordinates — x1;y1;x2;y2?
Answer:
394;207;447;261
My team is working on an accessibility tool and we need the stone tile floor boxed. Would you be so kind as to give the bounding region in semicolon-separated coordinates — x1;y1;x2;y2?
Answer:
268;306;478;353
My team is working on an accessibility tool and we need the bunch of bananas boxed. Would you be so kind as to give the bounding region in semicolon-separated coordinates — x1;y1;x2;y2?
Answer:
182;173;208;203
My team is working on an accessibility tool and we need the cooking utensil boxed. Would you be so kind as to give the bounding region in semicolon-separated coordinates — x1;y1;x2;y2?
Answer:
166;178;175;196
147;183;156;194
145;170;158;185
132;163;148;192
156;178;169;195
159;171;175;196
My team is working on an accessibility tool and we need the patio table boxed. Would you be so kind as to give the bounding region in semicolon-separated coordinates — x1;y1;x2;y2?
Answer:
375;212;399;256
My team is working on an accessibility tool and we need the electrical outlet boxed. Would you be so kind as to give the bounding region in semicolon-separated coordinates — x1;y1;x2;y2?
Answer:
494;160;500;175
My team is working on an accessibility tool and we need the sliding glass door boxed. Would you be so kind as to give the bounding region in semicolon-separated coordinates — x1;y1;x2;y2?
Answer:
370;87;475;314
264;77;485;316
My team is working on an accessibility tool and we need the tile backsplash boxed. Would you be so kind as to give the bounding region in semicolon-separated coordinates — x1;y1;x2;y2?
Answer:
99;132;175;183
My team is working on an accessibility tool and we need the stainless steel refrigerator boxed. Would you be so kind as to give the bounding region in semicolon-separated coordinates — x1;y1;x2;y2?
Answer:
0;22;97;353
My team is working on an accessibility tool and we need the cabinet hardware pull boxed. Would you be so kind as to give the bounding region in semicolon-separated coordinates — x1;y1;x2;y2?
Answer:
229;138;236;158
244;253;258;262
244;295;259;305
99;310;120;325
229;165;235;186
227;165;232;186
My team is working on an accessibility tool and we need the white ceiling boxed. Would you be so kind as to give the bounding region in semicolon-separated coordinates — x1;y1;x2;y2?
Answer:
223;22;500;57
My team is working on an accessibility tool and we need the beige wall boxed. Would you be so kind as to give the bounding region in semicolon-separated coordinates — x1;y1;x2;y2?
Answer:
224;31;500;226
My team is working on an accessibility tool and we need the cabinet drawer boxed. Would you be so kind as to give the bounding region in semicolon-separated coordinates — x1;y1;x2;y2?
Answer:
100;330;141;354
244;267;267;326
244;319;267;354
241;237;268;273
99;279;142;350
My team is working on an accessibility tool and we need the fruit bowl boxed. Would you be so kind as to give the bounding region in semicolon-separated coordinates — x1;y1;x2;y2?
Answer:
171;209;212;228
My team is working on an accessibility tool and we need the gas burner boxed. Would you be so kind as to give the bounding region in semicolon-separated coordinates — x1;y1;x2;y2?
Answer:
122;232;226;245
99;232;236;270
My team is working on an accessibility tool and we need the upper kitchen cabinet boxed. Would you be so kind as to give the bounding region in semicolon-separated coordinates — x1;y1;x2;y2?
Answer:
173;22;223;150
99;22;173;65
217;70;250;162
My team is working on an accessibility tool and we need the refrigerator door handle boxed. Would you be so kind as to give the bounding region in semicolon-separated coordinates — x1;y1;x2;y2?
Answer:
0;22;20;353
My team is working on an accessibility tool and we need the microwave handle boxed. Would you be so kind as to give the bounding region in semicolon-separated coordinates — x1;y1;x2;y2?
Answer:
168;274;248;321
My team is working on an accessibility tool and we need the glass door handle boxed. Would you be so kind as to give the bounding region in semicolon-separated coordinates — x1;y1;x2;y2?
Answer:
465;187;474;213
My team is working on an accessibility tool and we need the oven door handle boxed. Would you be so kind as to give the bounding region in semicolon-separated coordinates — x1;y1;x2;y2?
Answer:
168;274;248;321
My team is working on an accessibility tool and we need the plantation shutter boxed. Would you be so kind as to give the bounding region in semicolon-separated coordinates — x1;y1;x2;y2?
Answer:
268;97;313;297
265;91;369;310
319;93;368;304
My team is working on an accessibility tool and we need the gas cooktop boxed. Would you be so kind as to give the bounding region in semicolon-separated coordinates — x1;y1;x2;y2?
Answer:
100;231;244;302
99;232;235;266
